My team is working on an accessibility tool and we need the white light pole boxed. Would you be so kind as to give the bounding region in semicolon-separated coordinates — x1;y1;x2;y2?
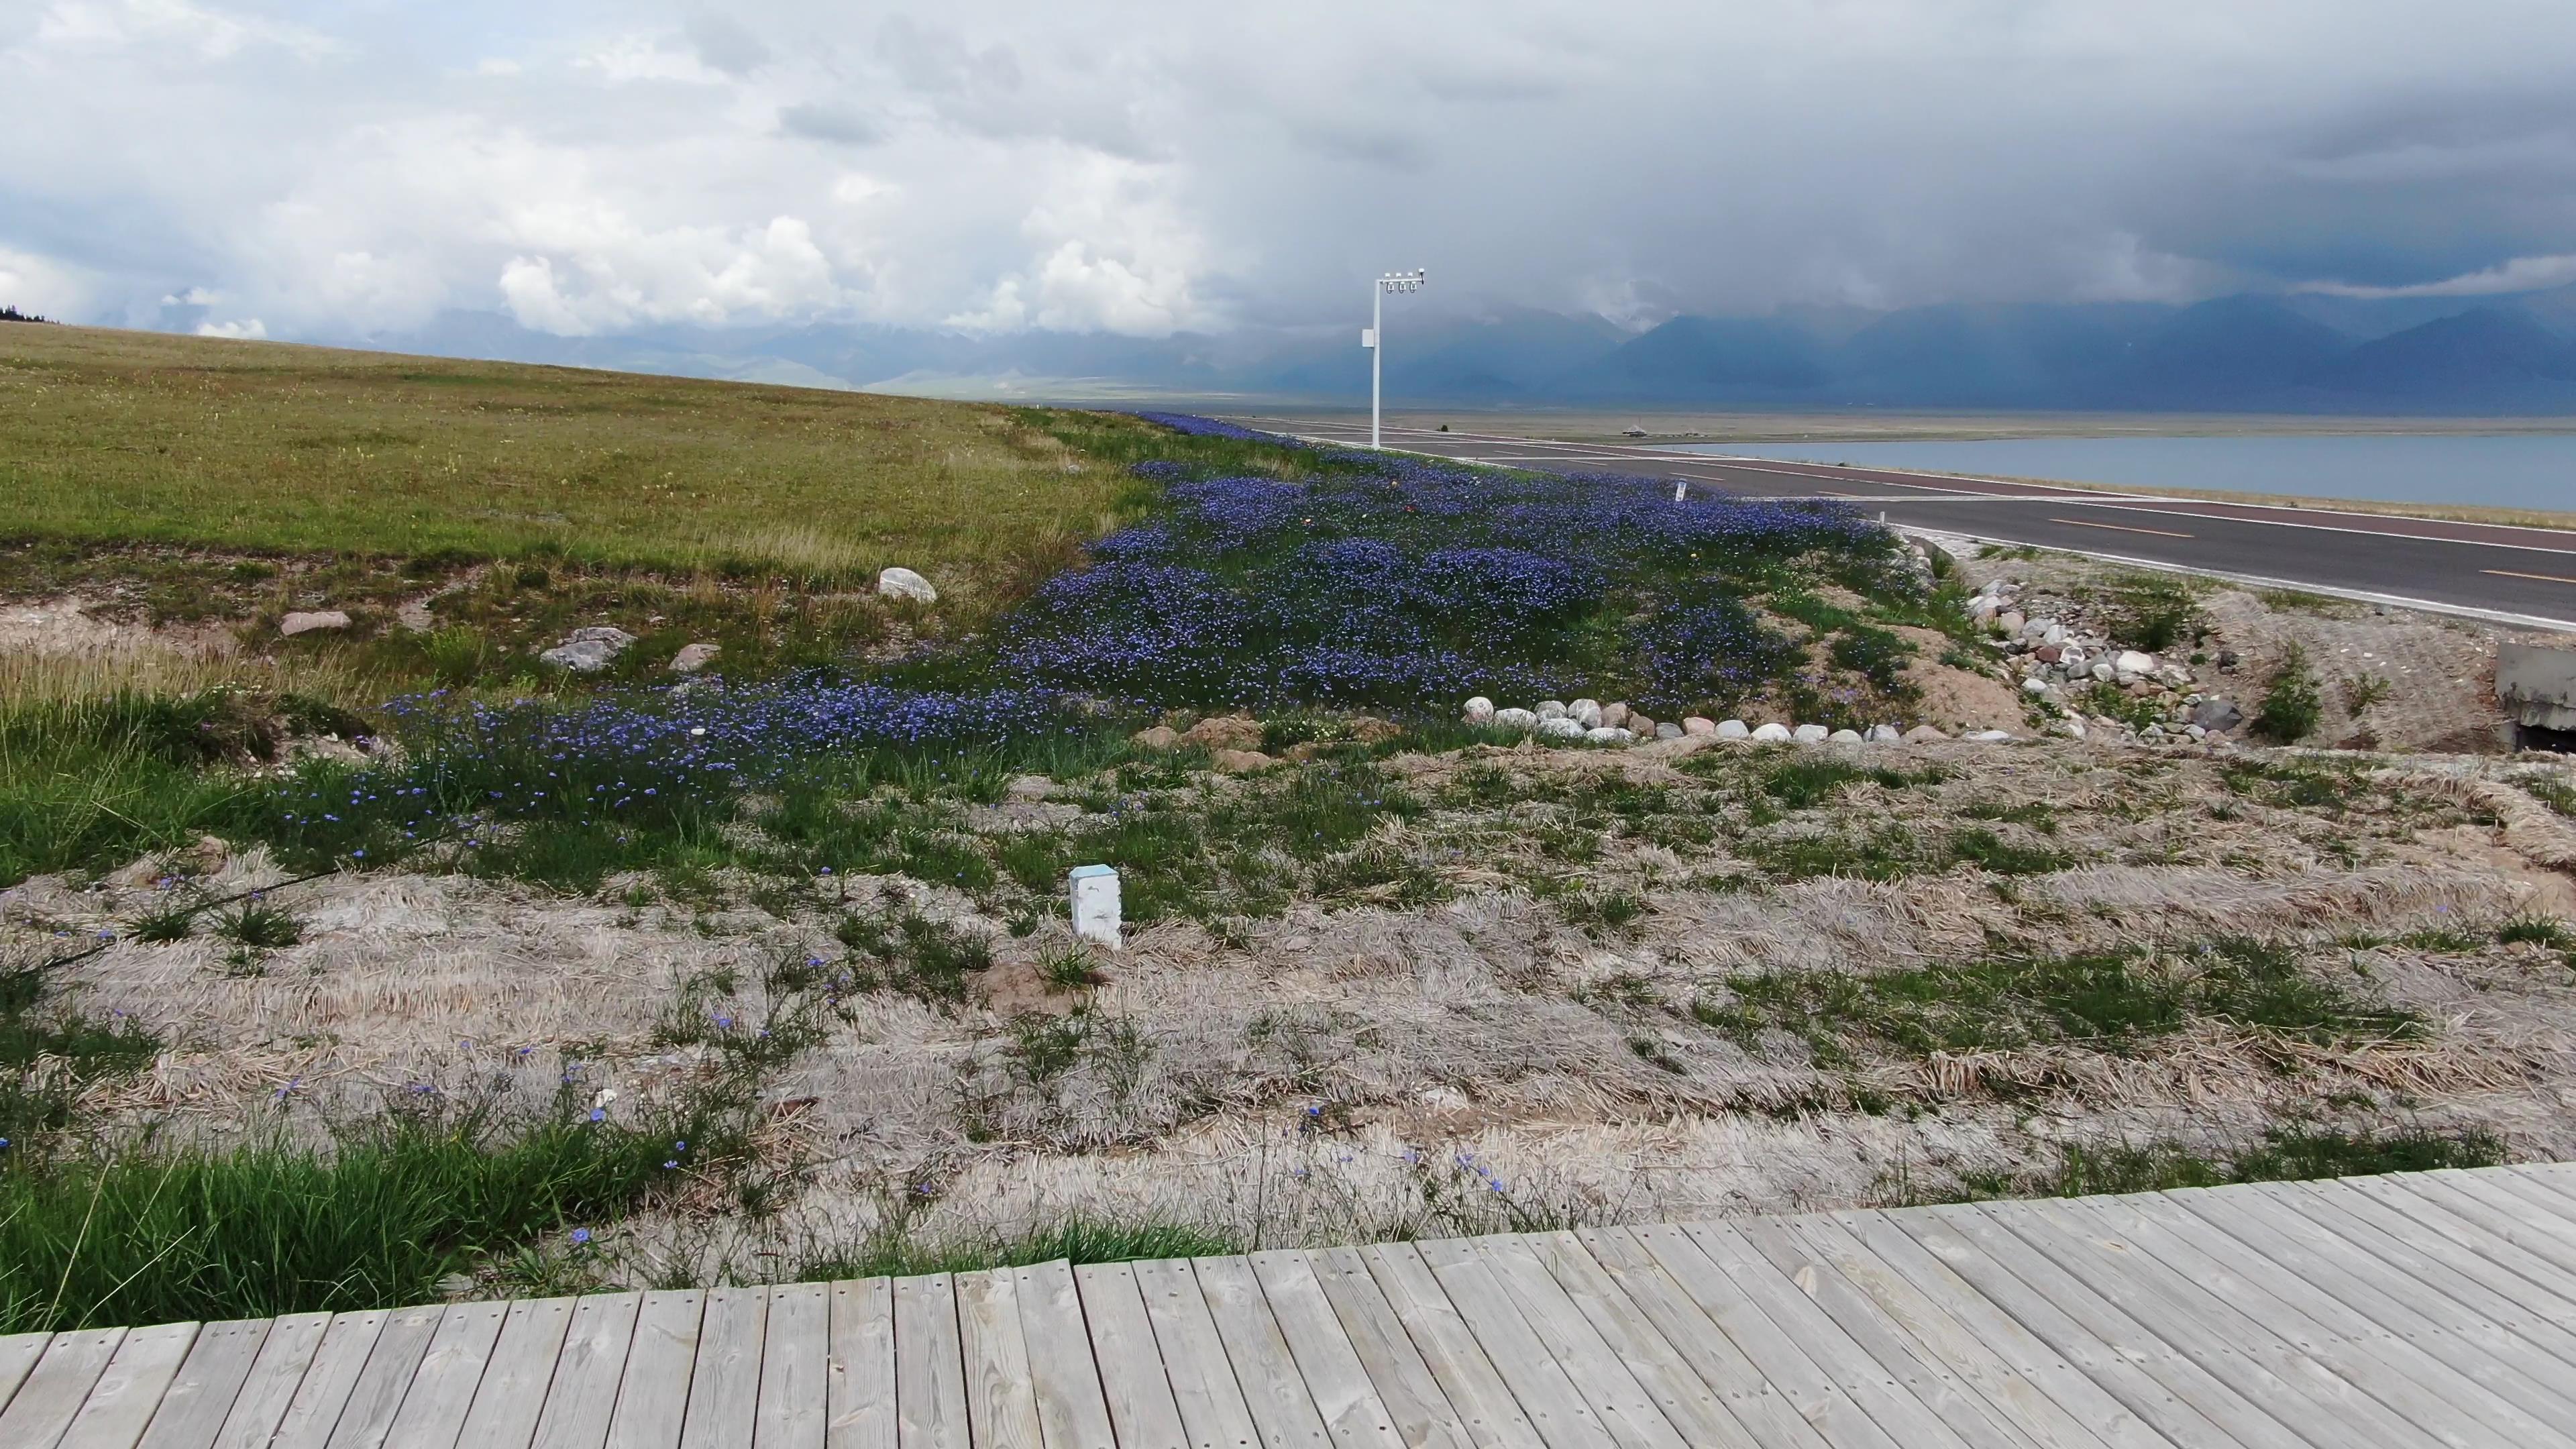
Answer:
1363;268;1426;449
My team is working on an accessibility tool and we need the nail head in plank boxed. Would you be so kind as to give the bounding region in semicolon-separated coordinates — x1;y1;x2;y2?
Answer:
0;1332;53;1420
382;1299;512;1449
275;1311;395;1449
1244;1251;1405;1449
1680;1221;1978;1449
1297;1248;1479;1449
892;1275;967;1449
1449;1234;1688;1449
0;1328;129;1449
757;1285;830;1449
1131;1256;1262;1449
1073;1262;1189;1449
206;1313;332;1449
824;1280;894;1449
677;1287;767;1449
954;1271;1043;1449
1014;1261;1118;1449
1191;1254;1334;1449
1512;1232;1760;1449
528;1293;642;1449
1566;1228;1837;1449
1404;1235;1621;1449
134;1318;272;1449
1617;1223;1906;1449
455;1298;576;1449
59;1321;199;1449
606;1291;706;1449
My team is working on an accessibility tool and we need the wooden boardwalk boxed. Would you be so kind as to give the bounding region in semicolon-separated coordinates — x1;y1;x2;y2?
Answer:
10;1164;2576;1448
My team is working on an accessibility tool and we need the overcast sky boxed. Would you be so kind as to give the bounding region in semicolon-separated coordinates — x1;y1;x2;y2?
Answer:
5;0;2574;343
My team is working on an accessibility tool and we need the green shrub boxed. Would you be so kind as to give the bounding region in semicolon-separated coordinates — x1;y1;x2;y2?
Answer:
2251;644;2323;743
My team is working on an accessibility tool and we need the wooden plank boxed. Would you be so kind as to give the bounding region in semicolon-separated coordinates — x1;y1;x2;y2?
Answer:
382;1299;510;1449
1191;1254;1335;1449
1073;1262;1189;1449
2328;1175;2576;1320
206;1313;331;1449
1442;1236;1689;1449
276;1311;397;1449
527;1293;642;1449
2072;1189;2576;1449
1564;1229;1835;1449
606;1291;706;1449
757;1285;830;1449
824;1281;894;1449
1511;1232;1759;1449
1013;1262;1117;1449
2488;1167;2576;1225
134;1318;271;1449
1246;1250;1405;1449
1350;1243;1548;1449
2449;1168;2576;1237
1299;1248;1477;1449
1729;1216;2051;1449
2143;1186;2576;1429
1678;1222;1982;1449
455;1299;576;1449
1881;1209;2241;1449
2422;1173;2576;1275
953;1271;1042;1449
891;1275;967;1449
1397;1238;1613;1449
0;1328;127;1448
1776;1214;2125;1449
2339;1176;2576;1318
677;1287;767;1449
0;1332;54;1419
2269;1179;2576;1332
1974;1197;2417;1449
59;1321;200;1449
1610;1224;1902;1449
1913;1204;2310;1449
1131;1256;1263;1449
2377;1174;2576;1281
2174;1185;2576;1419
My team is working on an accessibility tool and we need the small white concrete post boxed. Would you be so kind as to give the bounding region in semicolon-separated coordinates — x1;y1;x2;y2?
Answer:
1673;479;1687;502
1069;863;1122;951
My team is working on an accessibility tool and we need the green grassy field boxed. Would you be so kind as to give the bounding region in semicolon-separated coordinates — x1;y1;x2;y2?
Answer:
0;325;1152;588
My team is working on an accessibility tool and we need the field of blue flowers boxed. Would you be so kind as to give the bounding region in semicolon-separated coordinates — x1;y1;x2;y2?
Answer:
221;414;1949;888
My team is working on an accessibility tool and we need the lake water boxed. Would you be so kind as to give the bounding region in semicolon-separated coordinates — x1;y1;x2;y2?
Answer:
1670;435;2576;513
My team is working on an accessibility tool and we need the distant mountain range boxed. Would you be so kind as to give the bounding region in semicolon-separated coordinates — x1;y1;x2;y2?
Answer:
339;286;2576;413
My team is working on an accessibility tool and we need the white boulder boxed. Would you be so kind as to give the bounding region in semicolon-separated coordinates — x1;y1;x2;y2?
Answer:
669;641;722;674
1717;719;1752;739
2113;649;2156;678
1902;725;1950;743
876;566;938;604
1866;724;1901;743
1750;722;1794;743
1570;698;1603;729
1827;729;1864;744
1538;717;1587;740
1584;726;1634;745
1682;716;1719;737
1462;696;1496;725
1792;723;1831;744
1492;707;1539;732
280;610;352;637
1536;700;1569;720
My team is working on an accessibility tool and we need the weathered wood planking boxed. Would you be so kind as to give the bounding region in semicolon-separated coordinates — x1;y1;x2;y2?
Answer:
15;1167;2576;1449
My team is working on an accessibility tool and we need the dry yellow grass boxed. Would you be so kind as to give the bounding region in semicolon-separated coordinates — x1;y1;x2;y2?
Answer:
0;325;1146;582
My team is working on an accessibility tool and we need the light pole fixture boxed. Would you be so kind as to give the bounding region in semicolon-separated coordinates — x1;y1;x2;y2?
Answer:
1362;268;1426;449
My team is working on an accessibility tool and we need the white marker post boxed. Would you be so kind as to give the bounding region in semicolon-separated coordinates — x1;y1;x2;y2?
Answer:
1069;863;1122;951
1365;268;1426;449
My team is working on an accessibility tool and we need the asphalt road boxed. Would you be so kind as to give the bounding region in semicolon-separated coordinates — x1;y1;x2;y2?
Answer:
1236;415;2576;630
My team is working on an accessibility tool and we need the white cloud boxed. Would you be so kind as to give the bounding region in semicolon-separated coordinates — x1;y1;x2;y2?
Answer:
6;0;2576;345
0;248;94;317
195;316;266;337
2297;254;2576;299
